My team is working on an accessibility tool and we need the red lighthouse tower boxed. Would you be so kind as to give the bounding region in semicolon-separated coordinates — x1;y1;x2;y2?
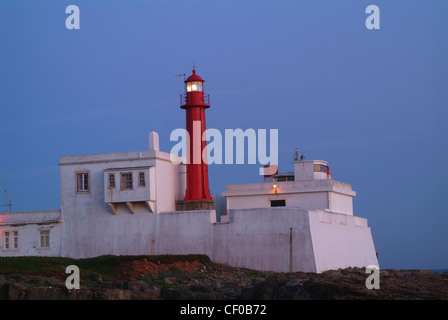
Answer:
180;68;214;210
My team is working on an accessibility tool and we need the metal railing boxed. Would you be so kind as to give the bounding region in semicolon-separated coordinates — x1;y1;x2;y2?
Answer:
180;93;210;106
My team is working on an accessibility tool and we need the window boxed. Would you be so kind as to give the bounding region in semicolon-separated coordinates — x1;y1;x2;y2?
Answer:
3;231;18;249
186;81;202;92
121;172;133;190
108;174;116;189
270;200;286;207
13;231;18;249
76;172;90;192
138;172;146;187
274;175;294;182
40;230;50;248
314;164;327;173
4;231;9;249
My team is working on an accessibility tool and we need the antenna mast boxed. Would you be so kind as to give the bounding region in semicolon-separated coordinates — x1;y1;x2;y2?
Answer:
2;185;11;213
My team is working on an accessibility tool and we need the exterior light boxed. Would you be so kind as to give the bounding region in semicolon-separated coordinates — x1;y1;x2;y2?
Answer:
273;184;277;189
186;81;202;92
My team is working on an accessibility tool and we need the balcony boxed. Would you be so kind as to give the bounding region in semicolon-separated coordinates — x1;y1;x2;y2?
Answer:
180;93;210;107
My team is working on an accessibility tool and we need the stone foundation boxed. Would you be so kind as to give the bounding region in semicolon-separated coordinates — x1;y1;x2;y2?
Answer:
176;200;215;211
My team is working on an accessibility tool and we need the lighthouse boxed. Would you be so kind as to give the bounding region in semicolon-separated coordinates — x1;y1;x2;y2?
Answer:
179;68;214;210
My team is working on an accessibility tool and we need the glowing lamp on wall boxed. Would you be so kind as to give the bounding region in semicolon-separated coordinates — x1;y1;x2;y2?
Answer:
273;184;278;194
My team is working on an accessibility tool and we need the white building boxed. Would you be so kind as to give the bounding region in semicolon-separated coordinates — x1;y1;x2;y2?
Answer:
0;210;61;257
0;131;379;273
224;160;355;216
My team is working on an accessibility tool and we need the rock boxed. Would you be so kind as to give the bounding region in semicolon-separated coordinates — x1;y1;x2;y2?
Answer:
160;287;181;300
8;283;28;300
1;257;447;300
33;276;46;285
164;277;178;285
99;289;131;300
27;287;57;300
90;272;103;283
131;286;161;300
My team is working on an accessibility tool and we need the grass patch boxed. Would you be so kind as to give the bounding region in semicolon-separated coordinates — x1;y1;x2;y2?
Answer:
137;275;153;281
151;279;173;288
0;254;210;282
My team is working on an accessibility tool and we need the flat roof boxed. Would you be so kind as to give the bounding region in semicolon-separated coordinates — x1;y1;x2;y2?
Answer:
104;166;153;171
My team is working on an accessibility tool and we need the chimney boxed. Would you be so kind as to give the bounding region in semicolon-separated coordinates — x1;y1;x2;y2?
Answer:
149;131;159;151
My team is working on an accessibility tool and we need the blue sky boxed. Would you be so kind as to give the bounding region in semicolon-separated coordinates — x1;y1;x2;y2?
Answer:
0;0;447;270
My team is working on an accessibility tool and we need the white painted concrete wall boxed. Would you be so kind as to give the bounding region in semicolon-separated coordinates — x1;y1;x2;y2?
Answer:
212;207;317;272
329;192;354;215
60;207;215;259
294;160;328;181
225;192;329;212
57;196;377;273
0;207;377;273
213;207;377;272
0;210;62;257
154;157;182;212
308;210;379;272
223;178;355;215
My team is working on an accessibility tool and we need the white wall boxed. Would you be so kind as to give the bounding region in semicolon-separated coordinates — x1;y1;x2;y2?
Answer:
294;160;328;181
308;210;379;272
329;192;354;215
213;207;378;272
58;194;378;273
223;178;356;215
226;192;329;212
212;207;317;272
154;157;182;212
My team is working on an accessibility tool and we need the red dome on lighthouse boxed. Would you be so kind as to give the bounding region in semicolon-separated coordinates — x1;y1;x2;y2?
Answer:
185;69;204;83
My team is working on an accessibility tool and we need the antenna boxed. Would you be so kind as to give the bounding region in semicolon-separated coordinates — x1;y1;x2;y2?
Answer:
173;73;186;81
294;147;299;161
2;184;11;213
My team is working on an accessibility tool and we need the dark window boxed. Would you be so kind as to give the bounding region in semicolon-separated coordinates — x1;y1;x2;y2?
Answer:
138;172;146;187
121;173;133;190
270;200;286;207
286;176;294;181
108;174;116;189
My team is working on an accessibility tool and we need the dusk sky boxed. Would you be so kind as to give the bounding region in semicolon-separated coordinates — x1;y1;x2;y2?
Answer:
1;0;447;270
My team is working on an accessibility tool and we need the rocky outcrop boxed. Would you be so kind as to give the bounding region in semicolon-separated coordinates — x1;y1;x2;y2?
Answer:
0;257;446;300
